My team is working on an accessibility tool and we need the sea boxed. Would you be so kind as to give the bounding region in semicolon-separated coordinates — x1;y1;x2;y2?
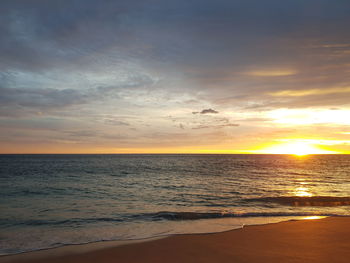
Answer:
1;154;350;255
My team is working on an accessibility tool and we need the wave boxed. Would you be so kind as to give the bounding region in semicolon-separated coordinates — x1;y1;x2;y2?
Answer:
245;196;350;206
0;217;124;227
146;211;337;221
2;211;341;227
0;210;345;256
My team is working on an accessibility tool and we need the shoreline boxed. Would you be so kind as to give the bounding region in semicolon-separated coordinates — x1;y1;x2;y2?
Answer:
2;216;350;263
0;236;169;263
0;215;328;257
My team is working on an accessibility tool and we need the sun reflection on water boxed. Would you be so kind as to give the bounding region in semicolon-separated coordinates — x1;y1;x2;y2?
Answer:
293;178;313;197
294;186;313;197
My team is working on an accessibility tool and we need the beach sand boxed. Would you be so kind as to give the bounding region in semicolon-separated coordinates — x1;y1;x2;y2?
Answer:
1;217;350;263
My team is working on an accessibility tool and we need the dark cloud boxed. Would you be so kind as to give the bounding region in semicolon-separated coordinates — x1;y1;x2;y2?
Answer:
193;108;219;114
1;0;350;152
0;86;88;114
0;117;73;131
0;68;156;117
2;0;350;93
104;119;130;126
2;0;350;72
201;108;219;114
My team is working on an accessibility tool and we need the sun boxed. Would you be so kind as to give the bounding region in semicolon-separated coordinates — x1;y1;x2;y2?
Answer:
253;141;336;155
280;142;316;156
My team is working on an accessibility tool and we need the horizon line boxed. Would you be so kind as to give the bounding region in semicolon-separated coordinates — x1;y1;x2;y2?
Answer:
0;153;348;155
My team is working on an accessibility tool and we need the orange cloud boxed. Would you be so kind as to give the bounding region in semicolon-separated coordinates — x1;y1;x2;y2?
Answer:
246;69;297;77
270;87;350;97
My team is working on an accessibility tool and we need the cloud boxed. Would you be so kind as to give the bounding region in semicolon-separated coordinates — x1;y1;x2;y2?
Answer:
2;1;350;110
201;108;219;114
245;69;297;77
0;67;157;117
192;123;239;129
104;119;130;126
0;86;88;116
1;0;350;152
193;108;219;114
269;87;350;97
64;130;99;137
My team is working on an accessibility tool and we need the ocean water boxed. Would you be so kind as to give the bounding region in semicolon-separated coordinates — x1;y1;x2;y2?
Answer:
1;154;350;255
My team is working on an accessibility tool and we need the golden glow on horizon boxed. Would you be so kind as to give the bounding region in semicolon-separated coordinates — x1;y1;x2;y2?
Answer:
1;137;349;154
1;145;348;154
251;141;338;155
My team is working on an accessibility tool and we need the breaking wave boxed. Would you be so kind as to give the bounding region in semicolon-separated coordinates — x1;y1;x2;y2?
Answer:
146;211;338;220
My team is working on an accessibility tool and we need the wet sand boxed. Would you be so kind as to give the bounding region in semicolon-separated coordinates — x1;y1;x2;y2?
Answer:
1;217;350;263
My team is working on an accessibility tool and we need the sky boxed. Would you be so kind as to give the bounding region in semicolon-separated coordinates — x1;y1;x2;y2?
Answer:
1;0;350;154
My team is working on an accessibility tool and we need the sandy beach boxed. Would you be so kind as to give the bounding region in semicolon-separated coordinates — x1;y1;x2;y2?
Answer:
1;216;350;263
